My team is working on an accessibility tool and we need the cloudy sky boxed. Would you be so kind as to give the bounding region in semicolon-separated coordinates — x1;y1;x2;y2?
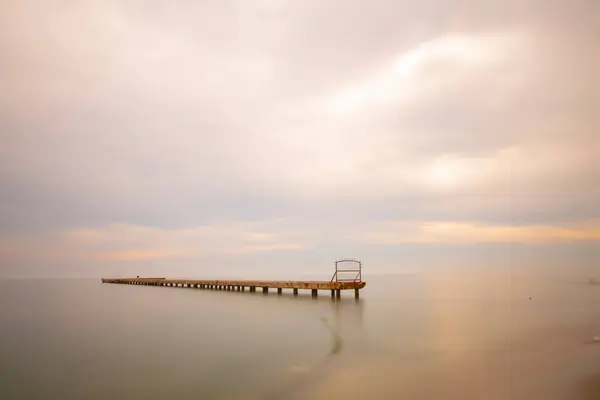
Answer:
1;0;598;278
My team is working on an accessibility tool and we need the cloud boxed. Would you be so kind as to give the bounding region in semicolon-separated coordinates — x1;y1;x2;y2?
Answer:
3;217;598;268
66;220;309;260
363;219;600;244
0;1;598;276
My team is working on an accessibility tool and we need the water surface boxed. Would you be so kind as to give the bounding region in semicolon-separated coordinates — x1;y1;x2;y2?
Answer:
1;268;599;399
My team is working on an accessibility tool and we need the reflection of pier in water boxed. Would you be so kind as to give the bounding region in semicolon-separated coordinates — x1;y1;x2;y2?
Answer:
328;291;367;352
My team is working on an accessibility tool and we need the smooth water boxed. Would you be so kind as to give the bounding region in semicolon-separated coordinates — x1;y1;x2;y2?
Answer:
1;268;599;399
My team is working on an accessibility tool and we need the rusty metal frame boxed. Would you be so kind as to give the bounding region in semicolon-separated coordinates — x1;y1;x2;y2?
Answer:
330;258;362;282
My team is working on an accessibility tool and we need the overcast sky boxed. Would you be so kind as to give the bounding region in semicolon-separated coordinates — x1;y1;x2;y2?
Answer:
1;0;598;278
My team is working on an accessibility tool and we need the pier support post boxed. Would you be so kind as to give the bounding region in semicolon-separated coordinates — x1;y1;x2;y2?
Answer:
250;286;256;292
277;288;282;295
262;287;268;294
355;288;360;299
293;288;298;296
331;289;335;299
336;289;341;299
241;286;245;292
311;289;318;298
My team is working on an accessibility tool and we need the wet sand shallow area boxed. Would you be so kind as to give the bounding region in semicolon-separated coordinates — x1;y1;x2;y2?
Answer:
577;373;600;400
284;321;600;400
281;274;600;400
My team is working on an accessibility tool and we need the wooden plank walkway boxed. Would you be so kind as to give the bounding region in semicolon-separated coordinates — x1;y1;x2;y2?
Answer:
101;277;366;298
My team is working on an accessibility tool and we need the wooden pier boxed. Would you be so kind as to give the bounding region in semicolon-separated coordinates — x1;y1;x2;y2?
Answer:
102;259;366;299
101;277;366;298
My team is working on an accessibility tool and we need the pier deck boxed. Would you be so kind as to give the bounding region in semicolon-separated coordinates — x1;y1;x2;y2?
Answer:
101;277;366;298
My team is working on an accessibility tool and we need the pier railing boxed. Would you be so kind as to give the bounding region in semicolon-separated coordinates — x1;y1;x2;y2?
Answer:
330;258;362;283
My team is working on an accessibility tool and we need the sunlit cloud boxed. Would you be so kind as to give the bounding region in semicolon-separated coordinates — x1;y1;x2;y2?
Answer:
322;32;518;116
364;219;600;244
63;221;310;261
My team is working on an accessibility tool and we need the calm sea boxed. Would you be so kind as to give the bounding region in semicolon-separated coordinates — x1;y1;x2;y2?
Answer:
1;267;599;399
